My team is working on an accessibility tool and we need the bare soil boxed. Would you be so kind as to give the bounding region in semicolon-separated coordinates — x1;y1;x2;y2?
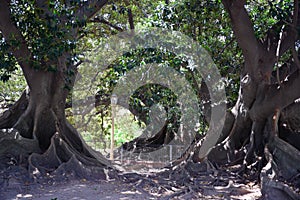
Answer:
0;163;262;200
0;179;261;200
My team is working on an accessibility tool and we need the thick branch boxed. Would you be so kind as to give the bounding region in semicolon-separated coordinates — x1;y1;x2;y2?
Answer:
222;0;261;72
75;0;108;21
250;70;300;120
292;0;300;69
262;21;283;54
123;0;134;30
278;26;298;57
293;0;299;28
0;0;34;86
127;8;135;30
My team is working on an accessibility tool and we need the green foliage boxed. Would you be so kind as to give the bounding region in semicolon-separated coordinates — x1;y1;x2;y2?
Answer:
70;0;240;150
140;0;241;105
0;33;18;81
246;0;293;38
0;68;26;109
109;108;144;147
2;0;296;153
0;0;86;78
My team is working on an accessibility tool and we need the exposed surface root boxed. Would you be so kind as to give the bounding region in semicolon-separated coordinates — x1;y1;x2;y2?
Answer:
117;161;262;199
0;91;29;129
0;128;116;195
0;129;41;170
260;137;300;200
28;134;110;182
0;119;299;199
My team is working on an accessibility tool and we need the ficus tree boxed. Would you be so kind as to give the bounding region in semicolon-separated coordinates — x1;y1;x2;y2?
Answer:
89;0;300;197
0;0;300;198
199;0;300;197
0;0;111;178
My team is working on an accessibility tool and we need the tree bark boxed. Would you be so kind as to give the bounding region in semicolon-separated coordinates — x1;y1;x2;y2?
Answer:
0;0;110;180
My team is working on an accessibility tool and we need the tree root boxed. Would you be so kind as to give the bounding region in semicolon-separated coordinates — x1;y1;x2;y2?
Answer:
0;91;28;130
0;129;41;170
0;127;114;192
260;137;300;200
28;133;111;181
268;136;300;180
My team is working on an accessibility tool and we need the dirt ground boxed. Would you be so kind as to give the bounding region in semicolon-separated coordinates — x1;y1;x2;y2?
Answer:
1;179;155;200
1;179;262;200
0;164;262;200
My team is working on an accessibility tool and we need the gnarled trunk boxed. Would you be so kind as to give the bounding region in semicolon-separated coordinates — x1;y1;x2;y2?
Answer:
0;68;110;182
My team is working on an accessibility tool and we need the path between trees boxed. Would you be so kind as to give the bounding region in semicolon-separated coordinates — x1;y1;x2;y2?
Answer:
1;163;262;200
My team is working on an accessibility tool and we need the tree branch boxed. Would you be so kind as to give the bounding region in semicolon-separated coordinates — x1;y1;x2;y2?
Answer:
0;0;34;86
292;0;300;69
218;38;235;55
222;0;261;71
277;0;299;58
262;20;284;53
124;0;135;32
90;17;123;31
293;0;299;28
35;0;52;18
75;0;108;21
127;8;135;30
250;70;300;120
278;26;297;57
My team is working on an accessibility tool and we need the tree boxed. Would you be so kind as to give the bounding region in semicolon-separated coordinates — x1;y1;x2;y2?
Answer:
0;0;300;198
144;0;300;197
203;0;300;197
90;0;300;197
0;0;110;179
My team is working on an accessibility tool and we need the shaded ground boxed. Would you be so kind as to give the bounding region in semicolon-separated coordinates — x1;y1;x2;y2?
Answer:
1;179;155;200
0;161;262;200
1;179;261;200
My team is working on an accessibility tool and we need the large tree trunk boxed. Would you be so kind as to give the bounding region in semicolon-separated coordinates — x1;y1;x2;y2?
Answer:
0;68;110;182
193;1;300;198
0;0;111;182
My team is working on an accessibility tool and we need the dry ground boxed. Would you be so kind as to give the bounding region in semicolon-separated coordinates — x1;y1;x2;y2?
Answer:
0;178;261;200
0;162;262;200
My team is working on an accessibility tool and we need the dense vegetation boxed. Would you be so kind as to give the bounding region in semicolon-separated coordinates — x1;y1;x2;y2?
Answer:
0;0;300;199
